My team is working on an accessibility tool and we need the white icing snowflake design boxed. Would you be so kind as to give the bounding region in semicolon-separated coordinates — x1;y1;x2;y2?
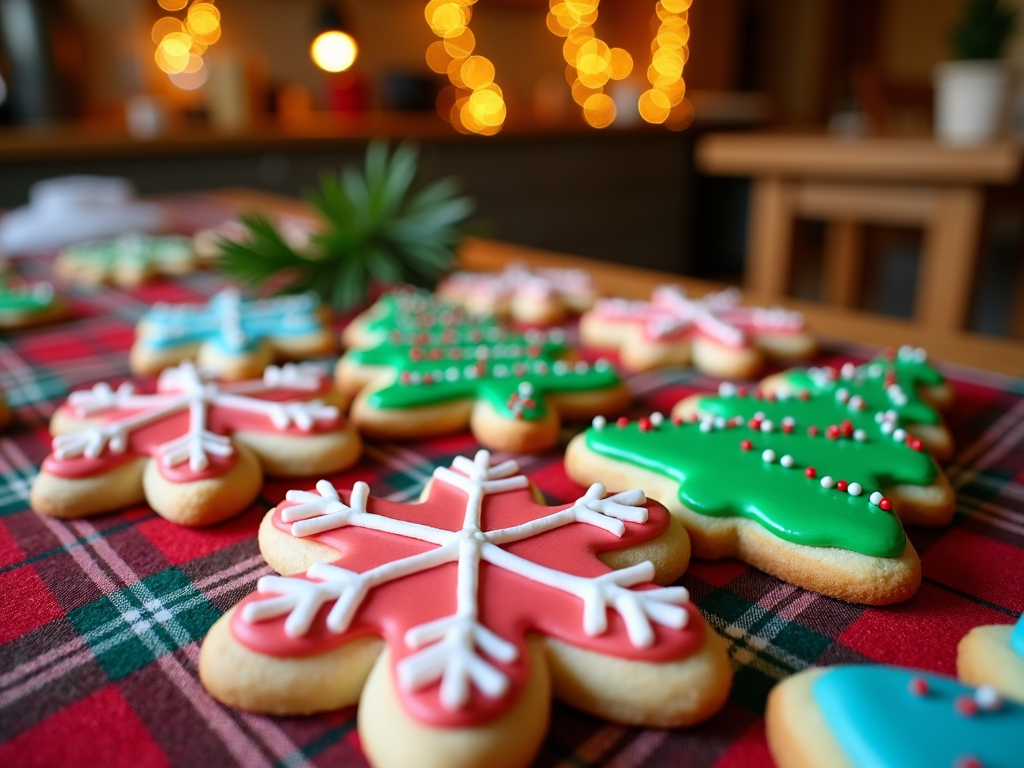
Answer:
596;285;805;347
52;361;337;473
241;450;691;711
443;262;595;304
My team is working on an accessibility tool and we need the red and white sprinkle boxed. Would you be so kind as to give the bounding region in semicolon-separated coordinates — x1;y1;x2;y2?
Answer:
820;476;835;489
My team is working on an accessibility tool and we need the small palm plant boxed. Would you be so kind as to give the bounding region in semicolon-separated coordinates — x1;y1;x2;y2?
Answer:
220;141;475;311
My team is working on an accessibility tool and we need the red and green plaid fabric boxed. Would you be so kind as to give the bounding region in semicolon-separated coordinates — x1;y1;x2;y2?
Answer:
2;198;1023;767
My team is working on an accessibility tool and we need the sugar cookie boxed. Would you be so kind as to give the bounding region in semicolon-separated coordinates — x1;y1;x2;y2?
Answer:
957;613;1024;705
566;384;956;603
759;346;955;462
580;285;815;377
130;289;336;380
31;362;360;526
56;233;197;288
338;291;630;453
438;262;597;326
766;665;1023;768
200;450;730;768
0;272;68;329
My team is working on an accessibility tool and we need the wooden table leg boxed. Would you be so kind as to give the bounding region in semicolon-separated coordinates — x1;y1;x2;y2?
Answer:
746;176;794;299
823;220;863;307
917;185;983;332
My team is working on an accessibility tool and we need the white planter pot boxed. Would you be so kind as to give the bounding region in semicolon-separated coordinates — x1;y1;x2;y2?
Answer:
934;60;1011;145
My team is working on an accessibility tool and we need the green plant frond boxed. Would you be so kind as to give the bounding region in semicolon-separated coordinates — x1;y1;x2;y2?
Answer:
218;141;473;312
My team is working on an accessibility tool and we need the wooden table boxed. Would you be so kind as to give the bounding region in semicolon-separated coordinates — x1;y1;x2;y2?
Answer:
695;133;1024;335
215;188;1024;376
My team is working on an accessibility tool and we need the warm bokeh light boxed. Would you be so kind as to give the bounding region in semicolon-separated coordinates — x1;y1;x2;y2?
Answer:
425;0;504;136
311;30;358;73
544;0;634;129
152;0;223;90
641;0;691;125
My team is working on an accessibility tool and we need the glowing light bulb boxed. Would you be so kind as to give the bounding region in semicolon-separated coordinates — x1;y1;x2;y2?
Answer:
311;30;358;73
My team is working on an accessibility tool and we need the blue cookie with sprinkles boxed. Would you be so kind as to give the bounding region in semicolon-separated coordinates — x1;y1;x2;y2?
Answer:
766;664;1024;768
131;289;336;381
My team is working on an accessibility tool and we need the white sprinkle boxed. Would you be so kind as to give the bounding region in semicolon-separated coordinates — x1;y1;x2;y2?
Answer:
886;409;899;421
781;416;795;428
719;382;737;397
881;421;895;435
893;429;907;443
780;454;794;468
874;412;885;423
714;417;726;429
464;365;479;379
762;449;776;463
975;686;1002;711
595;358;611;371
518;381;534;397
849;395;864;410
760;420;774;433
820;476;835;489
575;361;590;374
869;491;883;505
699;419;714;433
493;364;510;378
841;363;856;379
650;412;664;426
847;482;862;496
592;415;606;430
754;411;766;420
553;361;568;375
445;367;460;381
476;346;490;359
836;388;850;403
853;429;867;442
410;372;422;384
868;363;883;378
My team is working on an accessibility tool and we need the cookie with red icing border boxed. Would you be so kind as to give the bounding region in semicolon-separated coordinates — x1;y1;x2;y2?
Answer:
958;612;1024;705
437;262;597;326
580;285;816;378
766;665;1023;768
199;450;730;768
30;362;361;526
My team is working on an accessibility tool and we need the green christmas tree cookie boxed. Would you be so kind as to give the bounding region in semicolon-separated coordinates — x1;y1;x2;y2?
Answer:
566;380;955;604
337;290;630;453
759;346;955;461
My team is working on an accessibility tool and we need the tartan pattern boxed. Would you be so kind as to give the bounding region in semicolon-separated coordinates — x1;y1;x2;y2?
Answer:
1;195;1022;767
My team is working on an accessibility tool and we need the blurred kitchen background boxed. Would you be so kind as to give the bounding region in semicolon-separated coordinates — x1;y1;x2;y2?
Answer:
1;0;1023;337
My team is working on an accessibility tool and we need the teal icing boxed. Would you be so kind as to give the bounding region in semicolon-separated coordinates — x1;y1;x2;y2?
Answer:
782;347;945;426
140;290;325;354
1013;613;1024;658
813;666;1024;768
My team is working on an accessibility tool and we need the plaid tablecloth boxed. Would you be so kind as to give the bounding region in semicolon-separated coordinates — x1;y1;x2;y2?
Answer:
2;202;1023;767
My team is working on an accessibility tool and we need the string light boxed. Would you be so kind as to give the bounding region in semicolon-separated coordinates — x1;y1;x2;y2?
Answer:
544;0;692;130
153;0;221;88
311;30;358;72
425;0;505;135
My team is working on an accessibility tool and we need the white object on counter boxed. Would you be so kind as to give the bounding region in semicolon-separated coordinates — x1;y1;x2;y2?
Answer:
0;176;166;256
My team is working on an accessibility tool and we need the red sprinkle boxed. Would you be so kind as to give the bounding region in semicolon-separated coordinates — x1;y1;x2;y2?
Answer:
639;417;652;432
740;440;753;451
908;677;929;696
805;467;817;479
409;348;423;361
428;348;443;361
737;387;748;397
909;438;923;451
955;758;982;768
808;425;819;437
753;389;763;399
782;423;793;434
421;373;433;384
840;420;854;437
836;480;848;492
799;390;810;400
956;696;978;717
672;416;684;426
879;498;893;511
689;412;700;423
616;417;629;428
748;418;762;430
826;425;840;440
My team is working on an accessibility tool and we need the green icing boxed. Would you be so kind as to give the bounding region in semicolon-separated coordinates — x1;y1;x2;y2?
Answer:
63;234;193;272
0;276;54;314
584;386;943;557
348;291;622;421
780;347;945;426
